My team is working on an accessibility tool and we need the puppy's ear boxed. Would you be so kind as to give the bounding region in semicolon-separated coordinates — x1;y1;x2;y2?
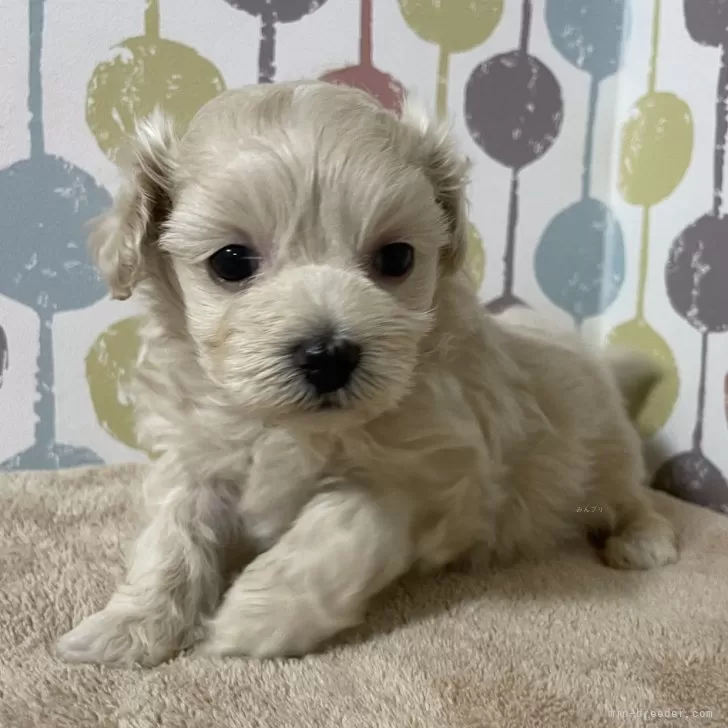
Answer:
605;348;664;422
90;112;178;300
399;98;470;273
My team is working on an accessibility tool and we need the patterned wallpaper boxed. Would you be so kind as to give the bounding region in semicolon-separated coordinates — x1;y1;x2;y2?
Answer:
0;0;726;515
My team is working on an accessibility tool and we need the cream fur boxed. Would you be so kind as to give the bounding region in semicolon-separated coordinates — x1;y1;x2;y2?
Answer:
57;82;678;667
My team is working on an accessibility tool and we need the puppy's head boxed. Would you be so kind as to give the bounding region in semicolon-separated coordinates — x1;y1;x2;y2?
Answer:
91;82;470;429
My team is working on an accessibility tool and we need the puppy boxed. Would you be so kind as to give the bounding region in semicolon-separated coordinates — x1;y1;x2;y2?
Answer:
57;81;677;667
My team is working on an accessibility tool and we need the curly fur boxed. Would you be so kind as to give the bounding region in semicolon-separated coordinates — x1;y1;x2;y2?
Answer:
57;82;678;667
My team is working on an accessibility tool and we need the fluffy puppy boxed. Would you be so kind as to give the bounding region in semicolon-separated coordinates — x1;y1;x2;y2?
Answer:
57;81;677;667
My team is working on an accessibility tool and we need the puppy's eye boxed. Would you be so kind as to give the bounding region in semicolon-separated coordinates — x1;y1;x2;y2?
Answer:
208;245;260;283
372;242;415;279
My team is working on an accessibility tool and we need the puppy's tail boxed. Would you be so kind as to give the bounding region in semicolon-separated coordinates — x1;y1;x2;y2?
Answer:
604;348;663;423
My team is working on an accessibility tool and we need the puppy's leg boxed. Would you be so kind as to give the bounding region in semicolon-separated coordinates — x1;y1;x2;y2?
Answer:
204;482;413;658
589;429;678;570
57;459;241;667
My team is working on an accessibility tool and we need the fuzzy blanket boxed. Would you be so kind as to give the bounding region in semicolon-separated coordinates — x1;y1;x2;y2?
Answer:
0;465;726;727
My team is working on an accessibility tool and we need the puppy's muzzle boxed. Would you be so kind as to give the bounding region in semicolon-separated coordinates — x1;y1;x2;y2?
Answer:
291;334;362;395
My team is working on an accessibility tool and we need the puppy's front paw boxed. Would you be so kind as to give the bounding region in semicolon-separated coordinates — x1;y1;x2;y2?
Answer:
601;513;678;570
204;591;323;659
204;571;357;659
57;607;190;667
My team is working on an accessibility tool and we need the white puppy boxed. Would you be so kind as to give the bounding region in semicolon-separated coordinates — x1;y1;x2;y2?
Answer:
57;82;677;667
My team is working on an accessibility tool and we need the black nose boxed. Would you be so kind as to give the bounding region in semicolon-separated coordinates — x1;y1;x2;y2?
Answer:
292;336;362;395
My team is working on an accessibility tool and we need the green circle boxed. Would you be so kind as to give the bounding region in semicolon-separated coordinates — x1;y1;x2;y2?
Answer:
86;316;147;453
618;92;693;207
398;0;504;53
606;318;680;438
87;37;225;163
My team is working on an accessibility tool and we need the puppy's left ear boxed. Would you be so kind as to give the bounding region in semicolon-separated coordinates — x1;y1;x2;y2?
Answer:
400;99;470;273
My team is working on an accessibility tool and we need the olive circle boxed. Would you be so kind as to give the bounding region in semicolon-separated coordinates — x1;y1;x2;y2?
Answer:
618;92;693;208
86;316;147;453
606;318;680;438
398;0;505;54
87;37;225;163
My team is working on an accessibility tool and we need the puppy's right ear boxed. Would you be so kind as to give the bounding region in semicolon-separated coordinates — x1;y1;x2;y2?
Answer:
399;97;470;275
90;112;178;300
605;348;664;422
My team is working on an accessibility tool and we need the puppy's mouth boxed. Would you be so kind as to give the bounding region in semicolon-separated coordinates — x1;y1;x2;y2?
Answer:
316;398;342;411
290;377;372;424
303;387;354;414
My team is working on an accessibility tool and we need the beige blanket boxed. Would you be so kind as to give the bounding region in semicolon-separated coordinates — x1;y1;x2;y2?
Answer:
0;465;726;728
